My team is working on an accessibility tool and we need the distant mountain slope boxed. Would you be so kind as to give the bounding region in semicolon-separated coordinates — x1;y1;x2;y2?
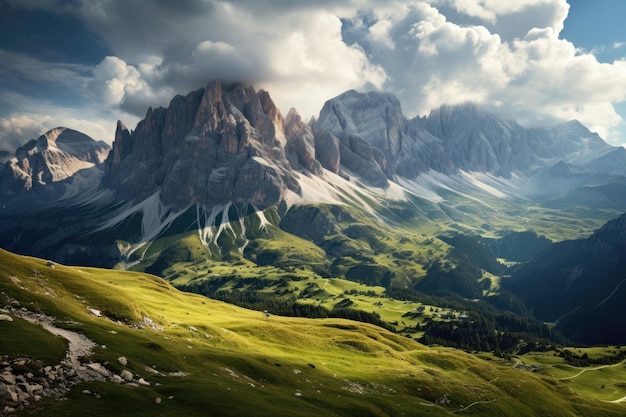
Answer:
0;127;110;201
118;83;626;211
315;91;619;186
504;213;626;344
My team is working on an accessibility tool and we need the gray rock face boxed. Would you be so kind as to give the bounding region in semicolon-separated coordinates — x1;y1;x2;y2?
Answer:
314;90;406;186
421;104;518;176
101;84;626;209
313;130;341;174
0;127;110;199
284;108;322;175
313;89;451;184
104;82;302;210
422;106;614;177
315;90;620;185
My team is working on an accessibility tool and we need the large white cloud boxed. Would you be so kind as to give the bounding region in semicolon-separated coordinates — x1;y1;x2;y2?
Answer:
76;0;387;119
343;1;626;142
1;0;626;150
0;113;50;152
0;107;123;151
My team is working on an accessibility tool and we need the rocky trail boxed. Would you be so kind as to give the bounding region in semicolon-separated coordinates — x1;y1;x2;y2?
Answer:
1;305;153;416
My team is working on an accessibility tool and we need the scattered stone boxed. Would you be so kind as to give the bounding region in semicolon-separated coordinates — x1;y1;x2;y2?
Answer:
1;372;16;385
0;303;164;414
110;375;124;384
189;326;198;332
6;386;19;402
25;383;43;396
86;307;101;317
142;316;163;331
117;356;128;366
295;392;303;397
155;397;162;404
293;369;302;375
87;363;111;378
0;314;13;321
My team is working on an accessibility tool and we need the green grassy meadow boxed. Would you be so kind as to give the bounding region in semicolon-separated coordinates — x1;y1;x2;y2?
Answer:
1;249;626;416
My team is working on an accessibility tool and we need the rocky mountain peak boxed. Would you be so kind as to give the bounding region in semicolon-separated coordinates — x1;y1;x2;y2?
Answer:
315;89;405;151
0;127;110;199
284;108;322;175
314;89;444;185
41;126;67;144
103;81;300;210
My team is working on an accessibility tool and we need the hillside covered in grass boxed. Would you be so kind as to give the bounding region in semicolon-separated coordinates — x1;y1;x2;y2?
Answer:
1;249;626;416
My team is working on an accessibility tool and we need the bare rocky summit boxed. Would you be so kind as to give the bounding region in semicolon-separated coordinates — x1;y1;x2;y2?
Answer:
0;127;110;200
104;81;304;210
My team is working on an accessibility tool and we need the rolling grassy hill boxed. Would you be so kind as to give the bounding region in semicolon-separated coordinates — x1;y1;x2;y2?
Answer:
1;249;626;416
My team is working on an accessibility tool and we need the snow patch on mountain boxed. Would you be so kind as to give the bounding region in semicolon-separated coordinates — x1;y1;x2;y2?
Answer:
96;191;184;261
284;172;345;207
254;206;271;231
396;175;444;203
459;171;508;199
197;204;223;251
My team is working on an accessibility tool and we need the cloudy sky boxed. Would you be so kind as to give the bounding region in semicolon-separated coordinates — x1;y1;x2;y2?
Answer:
1;0;626;152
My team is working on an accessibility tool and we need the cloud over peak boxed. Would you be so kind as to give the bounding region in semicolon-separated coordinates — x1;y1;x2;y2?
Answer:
1;0;625;150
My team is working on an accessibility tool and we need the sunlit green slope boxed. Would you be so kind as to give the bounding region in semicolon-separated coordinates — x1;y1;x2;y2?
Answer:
1;248;624;416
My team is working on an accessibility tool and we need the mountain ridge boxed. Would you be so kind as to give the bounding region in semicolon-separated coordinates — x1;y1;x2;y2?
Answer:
3;82;621;210
103;82;301;211
0;127;110;201
2;81;625;271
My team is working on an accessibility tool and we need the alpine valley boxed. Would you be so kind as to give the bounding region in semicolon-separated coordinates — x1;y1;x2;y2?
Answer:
2;81;626;416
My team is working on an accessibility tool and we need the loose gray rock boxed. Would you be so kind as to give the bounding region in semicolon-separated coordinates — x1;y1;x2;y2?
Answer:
120;370;133;382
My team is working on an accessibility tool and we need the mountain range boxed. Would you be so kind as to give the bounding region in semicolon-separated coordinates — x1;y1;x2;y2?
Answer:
3;81;623;208
2;81;626;347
